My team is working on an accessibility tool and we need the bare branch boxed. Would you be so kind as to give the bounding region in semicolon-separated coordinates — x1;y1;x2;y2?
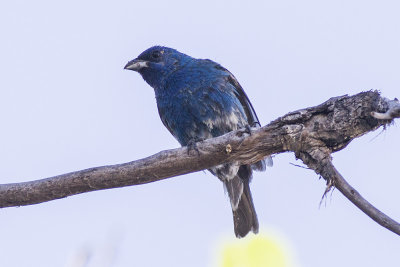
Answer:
0;91;399;235
297;146;400;236
327;161;400;235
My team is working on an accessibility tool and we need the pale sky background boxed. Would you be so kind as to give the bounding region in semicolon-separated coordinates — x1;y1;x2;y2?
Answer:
0;0;399;266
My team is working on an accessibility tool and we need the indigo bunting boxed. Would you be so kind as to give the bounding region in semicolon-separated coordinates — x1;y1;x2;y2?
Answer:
125;46;272;238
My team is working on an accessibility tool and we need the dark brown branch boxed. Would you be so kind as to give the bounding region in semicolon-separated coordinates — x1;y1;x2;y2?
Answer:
327;161;400;235
298;146;400;236
0;91;399;235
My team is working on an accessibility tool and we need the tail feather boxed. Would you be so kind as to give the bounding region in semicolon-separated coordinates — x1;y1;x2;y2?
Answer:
224;165;259;238
213;163;261;238
224;175;244;211
232;178;259;238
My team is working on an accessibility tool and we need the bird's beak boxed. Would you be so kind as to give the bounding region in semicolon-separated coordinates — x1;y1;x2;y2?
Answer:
124;59;149;71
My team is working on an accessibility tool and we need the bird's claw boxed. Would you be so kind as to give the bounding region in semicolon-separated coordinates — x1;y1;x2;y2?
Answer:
236;125;253;137
245;125;252;135
187;139;200;156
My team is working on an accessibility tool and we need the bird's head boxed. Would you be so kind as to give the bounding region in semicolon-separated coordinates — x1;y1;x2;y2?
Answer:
124;46;192;89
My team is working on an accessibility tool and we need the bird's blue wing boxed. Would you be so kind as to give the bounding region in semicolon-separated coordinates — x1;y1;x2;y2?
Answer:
212;62;271;169
213;63;261;127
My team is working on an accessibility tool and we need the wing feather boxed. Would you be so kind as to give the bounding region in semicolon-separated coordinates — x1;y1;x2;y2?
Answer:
212;63;261;127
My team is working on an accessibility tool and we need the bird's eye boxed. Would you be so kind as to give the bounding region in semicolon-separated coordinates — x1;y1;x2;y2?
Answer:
152;51;161;59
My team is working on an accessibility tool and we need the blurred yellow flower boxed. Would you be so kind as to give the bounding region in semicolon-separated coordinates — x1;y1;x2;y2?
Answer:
218;232;293;267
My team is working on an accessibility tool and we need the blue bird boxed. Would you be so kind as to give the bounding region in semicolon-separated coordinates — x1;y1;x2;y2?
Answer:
125;46;272;238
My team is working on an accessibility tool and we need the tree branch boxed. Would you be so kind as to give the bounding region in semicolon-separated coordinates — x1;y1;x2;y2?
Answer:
1;91;399;234
298;146;400;236
326;161;400;235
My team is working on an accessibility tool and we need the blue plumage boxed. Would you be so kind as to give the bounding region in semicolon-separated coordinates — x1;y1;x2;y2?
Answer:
125;46;271;237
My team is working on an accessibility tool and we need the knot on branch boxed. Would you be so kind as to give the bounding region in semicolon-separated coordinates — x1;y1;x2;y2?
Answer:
279;91;397;195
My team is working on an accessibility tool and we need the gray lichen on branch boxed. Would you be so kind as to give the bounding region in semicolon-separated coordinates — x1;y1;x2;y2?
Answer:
0;90;399;235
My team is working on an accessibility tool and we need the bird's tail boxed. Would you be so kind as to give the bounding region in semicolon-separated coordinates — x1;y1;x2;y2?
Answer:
224;167;259;238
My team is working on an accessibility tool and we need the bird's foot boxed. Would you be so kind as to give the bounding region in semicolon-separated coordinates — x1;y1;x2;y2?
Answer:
245;125;252;135
187;139;200;156
236;125;253;137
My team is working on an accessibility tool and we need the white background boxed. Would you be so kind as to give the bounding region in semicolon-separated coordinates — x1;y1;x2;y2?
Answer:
0;0;399;266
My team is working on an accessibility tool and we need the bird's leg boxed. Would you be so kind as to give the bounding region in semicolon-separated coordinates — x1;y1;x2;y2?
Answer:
236;125;253;138
187;138;201;156
245;125;252;135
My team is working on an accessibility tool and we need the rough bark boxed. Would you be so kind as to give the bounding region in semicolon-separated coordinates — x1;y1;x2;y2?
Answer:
1;91;399;234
